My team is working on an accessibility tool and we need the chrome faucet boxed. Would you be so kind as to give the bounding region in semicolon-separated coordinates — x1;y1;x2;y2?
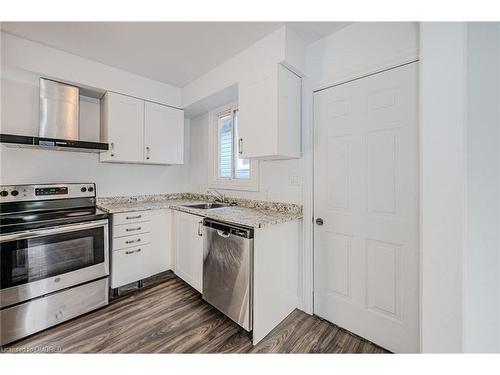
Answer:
207;189;225;203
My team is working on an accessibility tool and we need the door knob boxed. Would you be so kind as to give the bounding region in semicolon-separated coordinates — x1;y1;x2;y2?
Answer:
315;218;324;226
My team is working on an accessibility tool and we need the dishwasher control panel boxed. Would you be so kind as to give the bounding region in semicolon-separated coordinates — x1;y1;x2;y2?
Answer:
203;218;254;239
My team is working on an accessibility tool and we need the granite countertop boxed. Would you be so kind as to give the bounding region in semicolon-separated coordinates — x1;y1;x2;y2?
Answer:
97;193;303;229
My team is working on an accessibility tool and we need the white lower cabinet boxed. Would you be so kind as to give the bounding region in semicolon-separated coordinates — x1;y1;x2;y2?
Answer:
173;211;204;293
112;244;152;287
110;209;172;289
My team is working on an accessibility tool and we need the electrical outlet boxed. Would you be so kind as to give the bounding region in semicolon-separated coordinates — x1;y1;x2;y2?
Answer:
288;175;301;187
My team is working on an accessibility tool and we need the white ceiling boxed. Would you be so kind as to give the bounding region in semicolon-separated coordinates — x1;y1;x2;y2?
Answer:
1;22;350;87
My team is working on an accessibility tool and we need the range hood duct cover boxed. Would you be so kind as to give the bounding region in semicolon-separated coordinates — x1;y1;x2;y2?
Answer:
0;78;108;153
39;78;80;140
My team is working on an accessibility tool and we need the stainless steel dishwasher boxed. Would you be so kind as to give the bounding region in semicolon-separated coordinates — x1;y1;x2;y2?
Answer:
202;218;254;331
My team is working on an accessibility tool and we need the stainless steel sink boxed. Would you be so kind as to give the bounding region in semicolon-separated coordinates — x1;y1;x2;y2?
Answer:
182;202;230;209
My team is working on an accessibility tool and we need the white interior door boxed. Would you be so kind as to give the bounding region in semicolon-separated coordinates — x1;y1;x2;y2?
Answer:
313;63;419;353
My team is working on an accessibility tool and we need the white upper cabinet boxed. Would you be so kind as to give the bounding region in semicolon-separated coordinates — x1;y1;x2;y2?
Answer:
100;92;144;163
238;63;302;160
144;101;184;165
100;92;184;165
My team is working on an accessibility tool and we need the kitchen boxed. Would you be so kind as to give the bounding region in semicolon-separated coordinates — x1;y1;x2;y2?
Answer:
1;9;500;369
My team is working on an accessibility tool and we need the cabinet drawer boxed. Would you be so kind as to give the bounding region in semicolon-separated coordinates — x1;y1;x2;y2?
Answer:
113;221;152;238
111;244;151;288
1;278;108;345
113;210;152;225
113;233;151;251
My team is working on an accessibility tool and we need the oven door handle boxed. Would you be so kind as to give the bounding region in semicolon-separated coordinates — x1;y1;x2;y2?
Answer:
0;219;109;242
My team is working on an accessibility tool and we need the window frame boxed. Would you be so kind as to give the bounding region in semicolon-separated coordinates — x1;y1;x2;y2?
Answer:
208;103;259;191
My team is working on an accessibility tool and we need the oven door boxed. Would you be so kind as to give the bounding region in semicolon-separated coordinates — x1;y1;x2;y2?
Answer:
0;219;109;308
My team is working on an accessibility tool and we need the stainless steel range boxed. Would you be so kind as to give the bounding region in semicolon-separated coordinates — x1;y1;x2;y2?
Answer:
0;183;109;346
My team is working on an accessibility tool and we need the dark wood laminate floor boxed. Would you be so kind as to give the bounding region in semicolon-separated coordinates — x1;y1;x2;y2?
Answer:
4;272;389;353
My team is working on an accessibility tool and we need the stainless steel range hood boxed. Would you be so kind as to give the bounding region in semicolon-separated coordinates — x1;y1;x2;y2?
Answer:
39;78;80;140
1;78;108;153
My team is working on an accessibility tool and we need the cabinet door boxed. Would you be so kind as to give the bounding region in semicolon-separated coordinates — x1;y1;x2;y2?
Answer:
100;92;144;163
146;209;172;275
277;64;301;158
111;244;151;288
238;68;278;159
238;64;301;160
144;102;184;164
173;211;204;292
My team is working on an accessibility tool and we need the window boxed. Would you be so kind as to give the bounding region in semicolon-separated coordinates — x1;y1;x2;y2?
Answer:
217;109;249;179
209;104;258;191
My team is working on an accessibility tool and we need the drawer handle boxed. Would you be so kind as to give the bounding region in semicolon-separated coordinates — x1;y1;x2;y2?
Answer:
126;227;141;232
125;248;141;255
126;215;142;220
125;238;141;244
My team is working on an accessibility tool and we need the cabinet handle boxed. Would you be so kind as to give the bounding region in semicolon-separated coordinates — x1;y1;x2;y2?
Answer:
146;146;150;160
238;138;243;155
125;238;141;244
126;215;142;220
126;227;141;232
125;248;141;255
198;221;203;237
110;142;115;157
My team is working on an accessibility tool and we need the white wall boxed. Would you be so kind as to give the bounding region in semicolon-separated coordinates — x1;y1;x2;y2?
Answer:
0;144;190;197
0;32;190;197
464;22;500;353
306;22;419;90
420;22;500;353
420;22;467;353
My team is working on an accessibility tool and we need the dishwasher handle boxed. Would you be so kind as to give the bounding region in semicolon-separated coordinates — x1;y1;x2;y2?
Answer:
217;230;230;238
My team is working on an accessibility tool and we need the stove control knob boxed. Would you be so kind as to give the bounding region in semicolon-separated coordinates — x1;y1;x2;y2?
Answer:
88;186;94;192
80;187;87;193
10;190;19;196
0;190;8;197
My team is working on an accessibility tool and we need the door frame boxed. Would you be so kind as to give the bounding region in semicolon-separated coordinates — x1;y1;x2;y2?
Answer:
301;55;420;327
